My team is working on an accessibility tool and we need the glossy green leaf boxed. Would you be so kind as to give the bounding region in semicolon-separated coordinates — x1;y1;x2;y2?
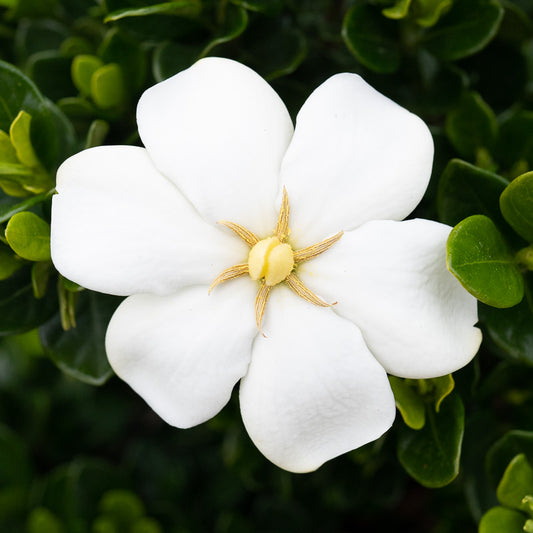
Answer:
152;41;202;82
398;394;464;488
389;376;426;430
342;3;401;73
497;454;533;511
5;211;51;262
500;172;533;243
90;64;125;110
486;430;533;487
426;374;455;412
445;92;498;160
40;290;122;385
479;507;525;533
437;159;509;228
9;110;40;168
447;215;524;308
0;60;74;172
71;55;104;97
104;0;201;22
422;0;503;60
0;267;57;335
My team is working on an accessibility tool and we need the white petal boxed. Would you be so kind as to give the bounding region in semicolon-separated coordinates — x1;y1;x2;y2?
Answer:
106;278;258;428
280;74;434;247
137;57;294;236
298;219;482;378
51;145;248;296
240;285;395;473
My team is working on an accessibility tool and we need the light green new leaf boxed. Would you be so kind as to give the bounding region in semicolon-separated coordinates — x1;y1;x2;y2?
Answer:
389;376;426;430
9;110;41;168
91;64;124;110
447;215;524;308
479;506;525;533
497;454;533;511
5;211;51;262
104;0;201;22
382;0;412;19
0;130;18;163
71;55;103;97
342;3;401;74
500;172;533;244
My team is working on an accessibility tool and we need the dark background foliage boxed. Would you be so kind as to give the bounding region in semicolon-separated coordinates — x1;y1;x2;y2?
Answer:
1;0;533;531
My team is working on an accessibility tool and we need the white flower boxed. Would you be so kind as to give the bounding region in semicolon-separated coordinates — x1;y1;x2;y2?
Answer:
51;57;482;473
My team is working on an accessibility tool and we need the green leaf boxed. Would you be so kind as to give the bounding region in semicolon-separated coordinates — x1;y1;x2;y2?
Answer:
342;3;401;73
389;376;426;430
0;189;54;224
85;119;109;149
447;215;524;308
104;0;201;22
382;0;412;19
7;0;59;18
99;490;144;527
500;172;533;243
40;290;122;385
425;374;455;412
230;0;283;15
152;41;202;82
398;394;464;488
0;61;74;172
31;261;51;299
414;0;453;27
91;64;125;110
479;284;533;366
5;211;51;262
437;159;509;228
200;5;248;58
486;430;533;487
0;245;22;280
497;111;533;172
0;129;18;163
445;91;498;160
27;51;76;102
497;454;533;511
27;507;64;533
479;507;526;533
9;110;41;168
422;0;504;61
71;55;104;97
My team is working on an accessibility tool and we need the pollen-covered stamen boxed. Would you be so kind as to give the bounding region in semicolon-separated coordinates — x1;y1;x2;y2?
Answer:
255;281;271;333
285;273;334;307
293;231;344;263
208;263;249;293
248;236;294;286
275;186;290;242
218;220;259;247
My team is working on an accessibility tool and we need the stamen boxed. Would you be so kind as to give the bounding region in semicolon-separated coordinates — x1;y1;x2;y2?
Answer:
293;231;344;263
285;273;334;307
218;221;258;247
275;187;290;242
255;281;271;333
208;264;249;293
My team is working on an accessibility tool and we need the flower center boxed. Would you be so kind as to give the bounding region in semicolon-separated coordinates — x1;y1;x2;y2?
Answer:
248;237;294;286
209;187;343;331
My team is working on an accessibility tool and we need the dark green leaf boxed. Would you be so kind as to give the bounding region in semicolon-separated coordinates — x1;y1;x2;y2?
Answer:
85;120;109;149
0;267;57;335
152;41;201;82
398;394;464;488
447;215;524;307
40;290;122;385
500;171;533;243
445;91;498;160
26;51;76;102
0;189;53;224
479;507;526;533
230;0;283;15
0;423;31;487
437;159;509;227
0;244;22;280
486;430;533;487
104;0;201;22
200;5;248;57
422;0;504;61
497;111;533;173
5;211;51;262
342;3;401;73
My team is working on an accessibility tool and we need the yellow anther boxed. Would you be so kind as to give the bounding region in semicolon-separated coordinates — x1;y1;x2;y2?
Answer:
248;236;294;286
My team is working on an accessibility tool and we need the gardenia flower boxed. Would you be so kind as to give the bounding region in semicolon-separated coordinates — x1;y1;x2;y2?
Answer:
51;57;482;473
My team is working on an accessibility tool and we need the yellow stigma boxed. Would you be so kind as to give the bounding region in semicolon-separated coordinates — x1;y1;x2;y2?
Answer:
248;236;294;286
